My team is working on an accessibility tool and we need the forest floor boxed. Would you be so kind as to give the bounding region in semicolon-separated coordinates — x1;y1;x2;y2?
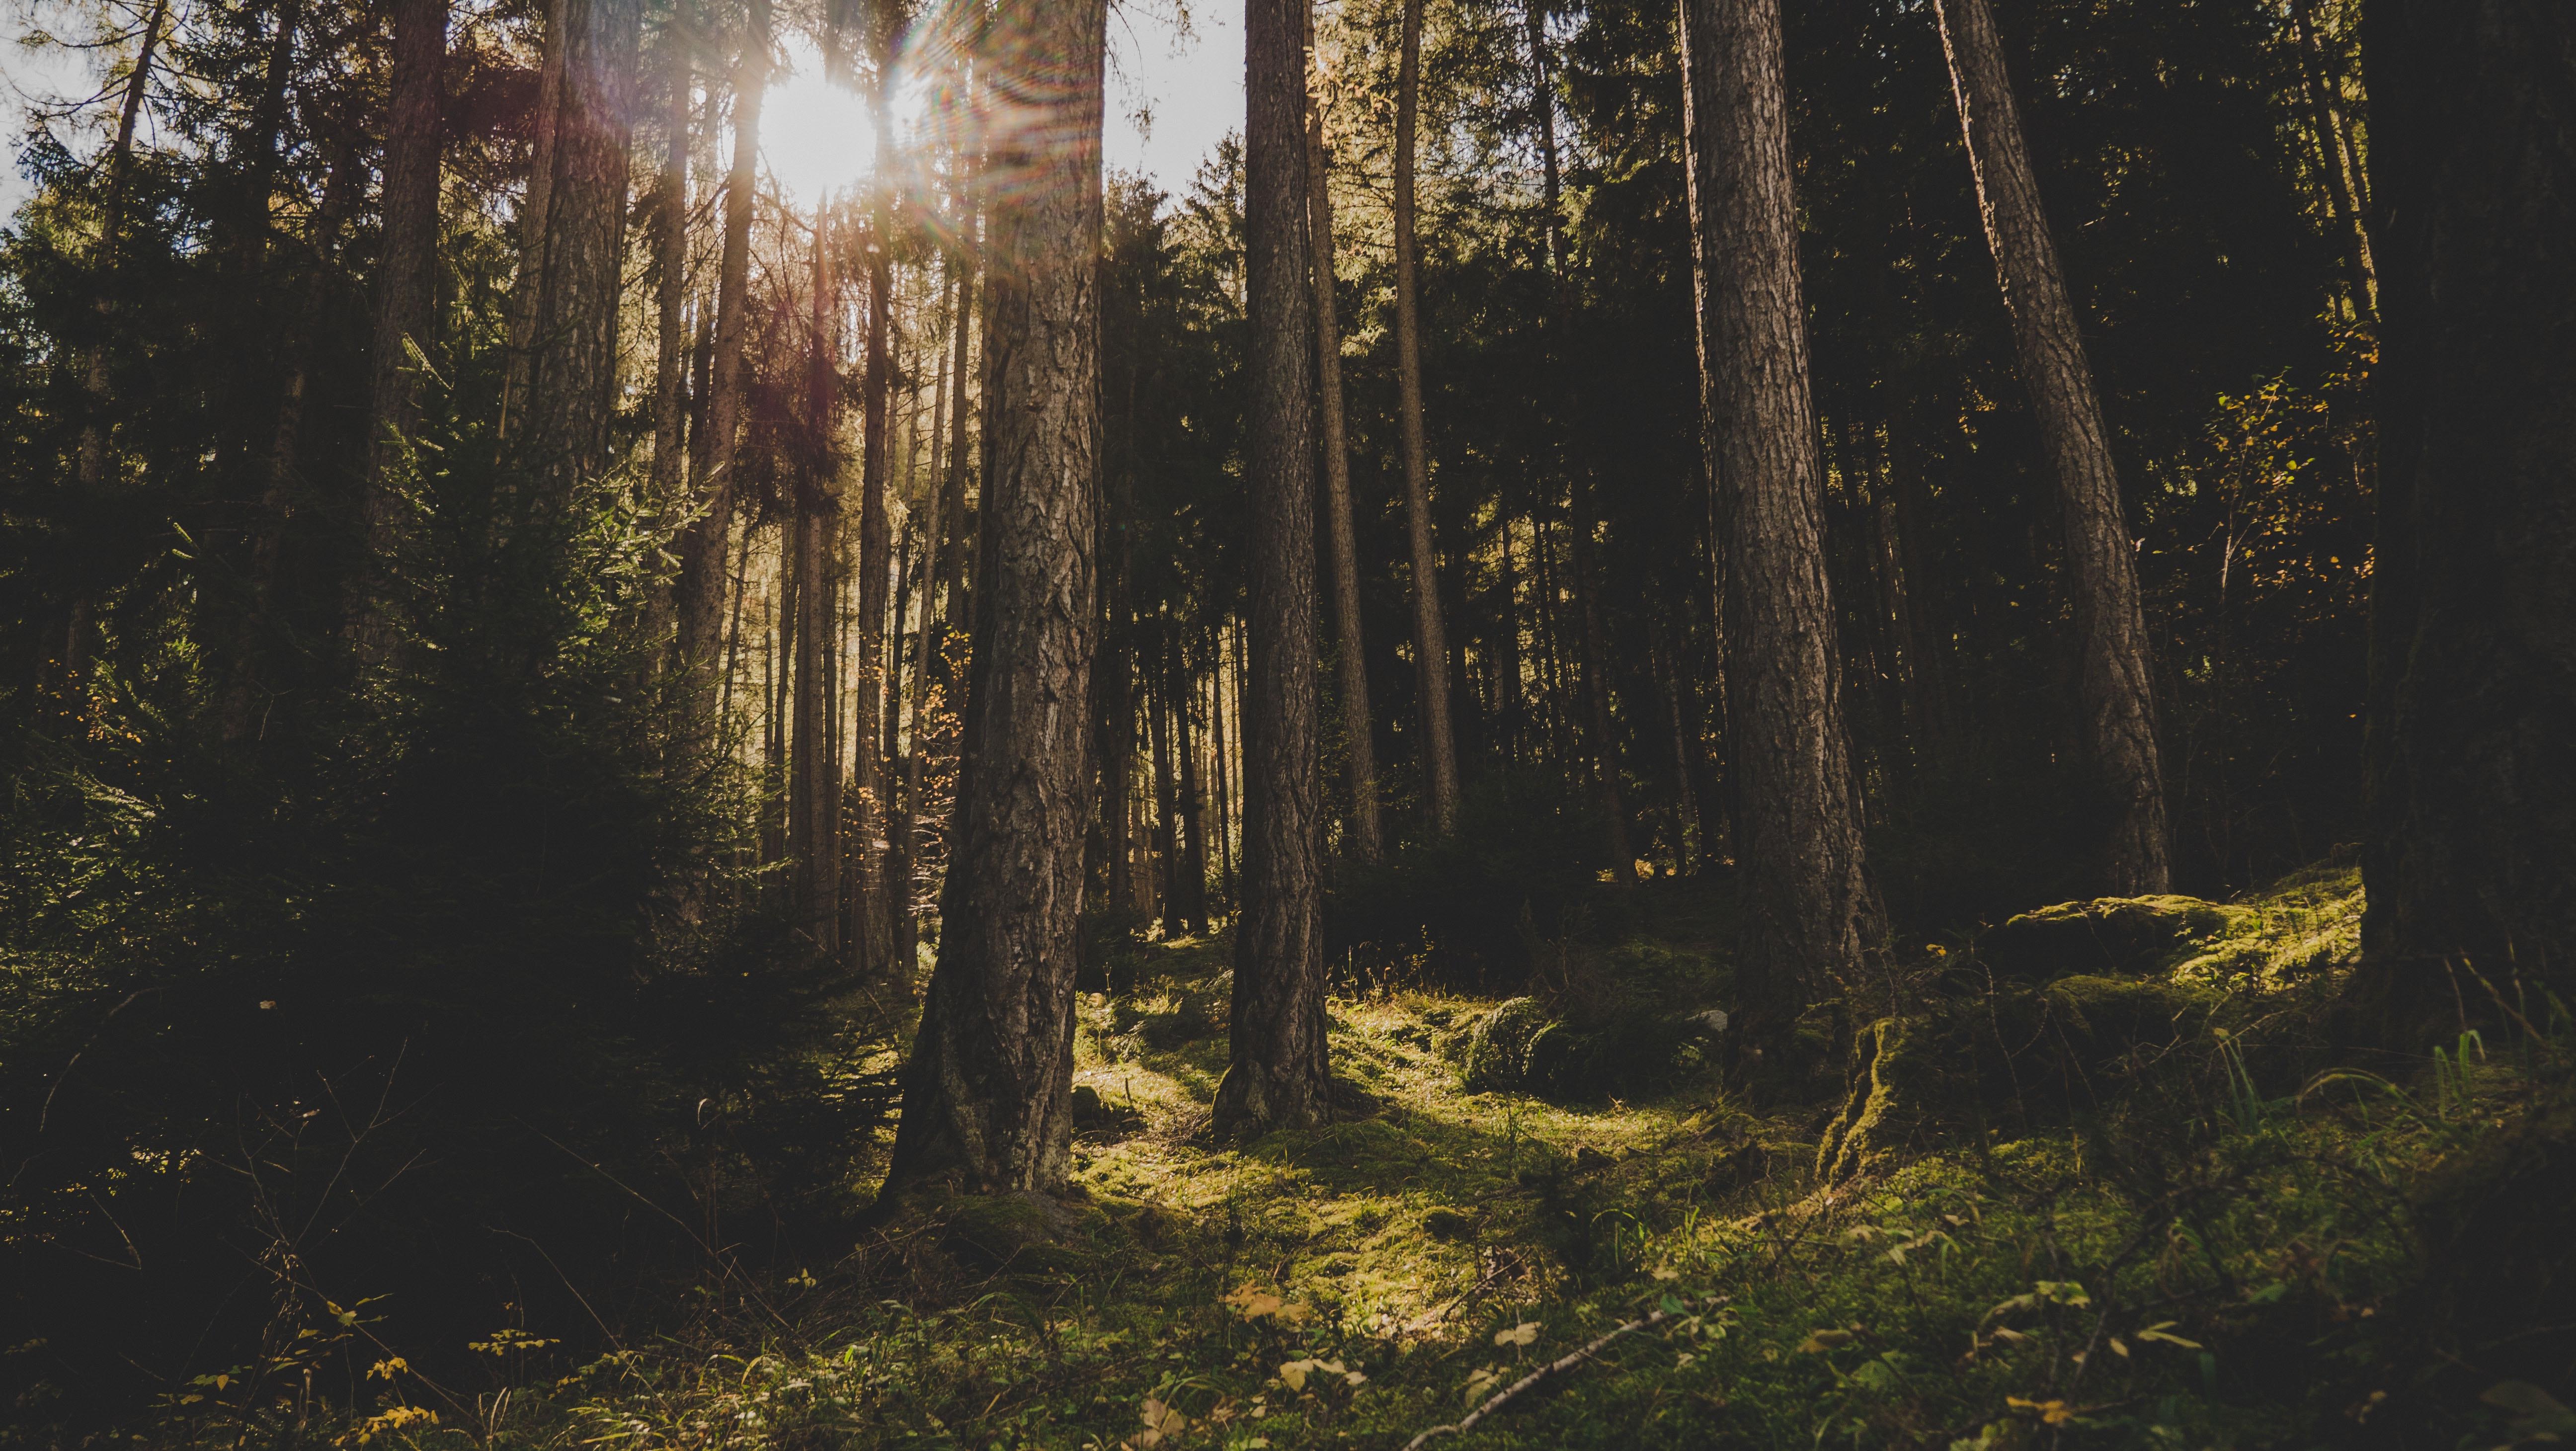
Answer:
337;865;2575;1451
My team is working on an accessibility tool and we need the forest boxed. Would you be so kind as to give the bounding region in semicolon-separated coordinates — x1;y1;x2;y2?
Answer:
0;0;2570;1444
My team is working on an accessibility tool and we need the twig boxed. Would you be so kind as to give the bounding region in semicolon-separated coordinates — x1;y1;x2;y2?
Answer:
1402;1309;1669;1451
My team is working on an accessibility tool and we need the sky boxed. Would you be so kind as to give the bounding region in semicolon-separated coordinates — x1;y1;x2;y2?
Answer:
1;0;1244;219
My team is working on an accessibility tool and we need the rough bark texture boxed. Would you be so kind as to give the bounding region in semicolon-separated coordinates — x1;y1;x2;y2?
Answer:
1681;0;1878;1024
2357;0;2576;1040
674;2;764;737
1305;0;1382;864
502;0;639;502
881;0;1104;1200
1932;0;2171;895
1390;0;1461;836
1214;0;1333;1139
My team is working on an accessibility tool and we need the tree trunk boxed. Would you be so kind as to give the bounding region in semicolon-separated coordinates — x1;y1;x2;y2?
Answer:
222;147;358;744
1390;0;1461;836
75;0;169;494
1304;0;1383;864
853;39;899;986
1178;658;1212;928
2356;0;2576;1041
1150;672;1183;936
647;15;691;655
676;0;765;737
501;0;638;507
2288;0;2376;318
881;0;1105;1201
1214;0;1333;1138
1932;0;2171;895
1681;0;1879;1024
1567;493;1634;883
789;217;843;958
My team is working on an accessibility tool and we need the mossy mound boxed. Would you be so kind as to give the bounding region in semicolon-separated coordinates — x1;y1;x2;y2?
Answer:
1977;893;2255;981
939;1189;1087;1274
1455;996;1553;1091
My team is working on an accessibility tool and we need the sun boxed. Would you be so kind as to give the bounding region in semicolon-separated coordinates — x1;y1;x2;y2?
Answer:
760;39;878;207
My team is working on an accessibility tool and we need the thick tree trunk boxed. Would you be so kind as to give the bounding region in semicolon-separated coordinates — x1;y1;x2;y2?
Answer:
502;0;639;506
880;0;1105;1201
1391;0;1461;836
1214;0;1333;1138
1681;0;1879;1024
675;0;765;738
2356;0;2576;1042
1932;0;2171;895
1304;0;1383;864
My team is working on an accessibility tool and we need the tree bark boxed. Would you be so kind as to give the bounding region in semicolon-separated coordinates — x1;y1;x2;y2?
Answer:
2356;0;2576;1041
675;0;765;739
1391;0;1461;836
852;22;901;985
349;0;443;659
1304;0;1383;865
1568;496;1634;883
789;216;843;958
1681;0;1879;1024
501;0;639;507
1214;0;1333;1138
1932;0;2171;895
647;12;691;655
881;0;1105;1201
2288;0;2376;318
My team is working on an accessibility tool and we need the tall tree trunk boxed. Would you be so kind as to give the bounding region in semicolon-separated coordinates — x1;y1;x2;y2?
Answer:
1682;0;1879;1024
647;13;691;654
1215;0;1333;1138
1390;0;1461;835
222;147;358;744
853;31;900;986
676;0;766;737
2356;0;2576;1041
502;0;639;507
789;217;843;957
1150;671;1183;936
881;0;1105;1201
1179;658;1212;927
1568;494;1634;883
2288;0;2376;318
1932;0;2171;895
349;0;444;660
1304;0;1383;864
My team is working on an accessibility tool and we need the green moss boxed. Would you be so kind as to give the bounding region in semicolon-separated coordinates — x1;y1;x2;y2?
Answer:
1459;996;1554;1091
1817;1016;1946;1182
1980;894;2256;980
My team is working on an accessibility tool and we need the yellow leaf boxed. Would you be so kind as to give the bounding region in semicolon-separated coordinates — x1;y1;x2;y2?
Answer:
1495;1321;1541;1348
1798;1329;1857;1354
2007;1397;2077;1426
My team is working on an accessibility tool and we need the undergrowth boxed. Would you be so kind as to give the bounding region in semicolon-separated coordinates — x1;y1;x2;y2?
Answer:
29;867;2576;1450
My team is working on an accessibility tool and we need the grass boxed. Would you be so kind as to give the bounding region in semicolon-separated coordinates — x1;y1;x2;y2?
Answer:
142;867;2576;1450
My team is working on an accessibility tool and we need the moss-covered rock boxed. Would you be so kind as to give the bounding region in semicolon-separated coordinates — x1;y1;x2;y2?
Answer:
1978;894;2255;981
1458;997;1553;1091
940;1190;1082;1273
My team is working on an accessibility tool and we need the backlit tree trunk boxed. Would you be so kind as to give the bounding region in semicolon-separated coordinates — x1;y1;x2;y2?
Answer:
1682;0;1878;1024
881;0;1105;1200
2356;0;2576;1041
675;0;765;738
646;14;691;655
1214;0;1333;1137
1305;0;1382;864
852;19;900;983
1932;0;2171;895
501;0;639;504
1391;0;1461;836
789;218;843;958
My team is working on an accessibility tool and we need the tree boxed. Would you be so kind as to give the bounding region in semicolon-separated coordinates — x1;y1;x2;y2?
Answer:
499;0;641;503
674;0;766;739
349;0;444;660
2356;0;2576;1040
1932;0;2172;895
1391;0;1461;837
1305;0;1382;865
1213;0;1333;1138
880;0;1106;1199
1681;0;1877;1024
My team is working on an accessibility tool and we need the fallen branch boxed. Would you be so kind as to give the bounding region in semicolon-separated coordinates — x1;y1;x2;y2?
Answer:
1402;1309;1670;1451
